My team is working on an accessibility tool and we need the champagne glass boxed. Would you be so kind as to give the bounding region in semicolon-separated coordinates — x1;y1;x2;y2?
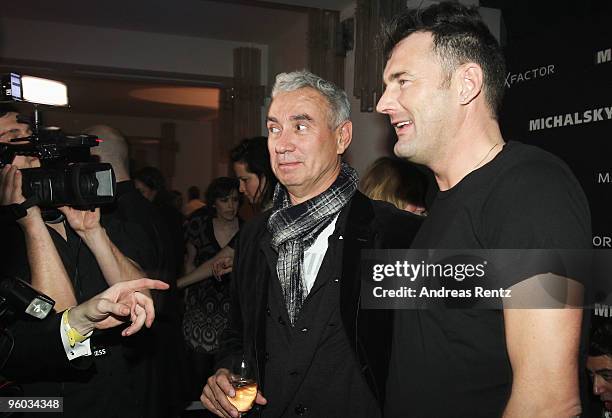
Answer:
227;353;258;416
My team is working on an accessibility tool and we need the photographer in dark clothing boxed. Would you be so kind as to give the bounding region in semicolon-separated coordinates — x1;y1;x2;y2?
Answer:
0;115;164;417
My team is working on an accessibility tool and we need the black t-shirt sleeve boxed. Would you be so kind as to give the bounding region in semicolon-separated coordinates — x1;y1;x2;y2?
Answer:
102;217;156;273
482;160;591;249
481;160;592;289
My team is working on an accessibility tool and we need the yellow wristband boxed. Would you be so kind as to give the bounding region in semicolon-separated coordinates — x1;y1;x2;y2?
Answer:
62;308;92;348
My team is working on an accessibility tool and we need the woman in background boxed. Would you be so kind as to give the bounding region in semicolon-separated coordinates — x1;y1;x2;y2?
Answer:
177;137;278;284
360;156;428;216
180;177;241;400
231;136;277;213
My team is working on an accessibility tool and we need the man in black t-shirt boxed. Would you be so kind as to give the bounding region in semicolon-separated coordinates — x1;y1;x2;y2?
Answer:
376;2;591;417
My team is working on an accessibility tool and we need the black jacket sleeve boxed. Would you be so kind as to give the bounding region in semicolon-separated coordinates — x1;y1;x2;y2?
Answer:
2;313;92;380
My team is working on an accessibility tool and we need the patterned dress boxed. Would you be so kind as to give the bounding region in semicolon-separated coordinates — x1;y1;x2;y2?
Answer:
182;210;240;353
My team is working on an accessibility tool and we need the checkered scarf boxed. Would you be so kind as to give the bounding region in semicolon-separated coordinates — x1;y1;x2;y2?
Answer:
267;162;358;325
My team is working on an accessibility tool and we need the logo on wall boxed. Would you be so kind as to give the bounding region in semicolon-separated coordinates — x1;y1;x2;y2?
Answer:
529;106;612;131
596;48;611;64
597;172;612;184
593;235;612;248
505;65;555;88
595;303;612;318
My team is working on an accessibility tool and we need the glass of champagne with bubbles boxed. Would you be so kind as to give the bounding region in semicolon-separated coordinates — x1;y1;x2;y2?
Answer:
227;353;258;416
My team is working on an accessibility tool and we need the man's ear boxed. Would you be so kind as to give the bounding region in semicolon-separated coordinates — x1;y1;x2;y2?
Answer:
336;120;353;154
456;63;484;106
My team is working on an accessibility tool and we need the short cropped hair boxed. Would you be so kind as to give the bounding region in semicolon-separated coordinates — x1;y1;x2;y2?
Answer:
271;70;350;129
134;166;166;192
381;1;506;117
589;319;612;357
0;104;18;118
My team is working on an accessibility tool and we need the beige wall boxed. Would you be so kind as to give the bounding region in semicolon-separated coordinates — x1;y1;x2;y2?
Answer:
267;13;309;88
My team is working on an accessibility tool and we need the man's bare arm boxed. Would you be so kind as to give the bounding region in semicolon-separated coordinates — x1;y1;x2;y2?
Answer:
1;165;76;310
22;217;77;310
60;207;144;286
81;226;144;286
502;275;583;418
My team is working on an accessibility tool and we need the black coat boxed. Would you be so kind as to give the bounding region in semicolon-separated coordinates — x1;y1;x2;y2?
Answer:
216;191;422;409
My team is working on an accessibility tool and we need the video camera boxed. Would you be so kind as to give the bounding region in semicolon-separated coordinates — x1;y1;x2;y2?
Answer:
0;73;115;209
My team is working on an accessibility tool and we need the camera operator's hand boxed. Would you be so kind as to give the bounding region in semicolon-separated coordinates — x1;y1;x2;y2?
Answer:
0;164;25;205
58;206;102;239
0;164;42;227
68;278;169;337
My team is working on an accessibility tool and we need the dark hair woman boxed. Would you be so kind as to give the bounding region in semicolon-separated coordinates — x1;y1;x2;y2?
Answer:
230;136;278;212
180;177;241;401
178;137;279;289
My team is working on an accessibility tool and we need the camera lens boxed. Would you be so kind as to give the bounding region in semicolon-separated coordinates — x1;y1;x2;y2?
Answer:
78;173;99;197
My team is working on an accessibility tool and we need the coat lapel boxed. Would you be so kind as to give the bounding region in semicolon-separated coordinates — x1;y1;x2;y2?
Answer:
339;192;394;406
339;192;376;346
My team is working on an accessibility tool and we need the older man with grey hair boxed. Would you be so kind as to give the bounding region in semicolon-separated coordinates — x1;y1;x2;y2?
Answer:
201;70;422;418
